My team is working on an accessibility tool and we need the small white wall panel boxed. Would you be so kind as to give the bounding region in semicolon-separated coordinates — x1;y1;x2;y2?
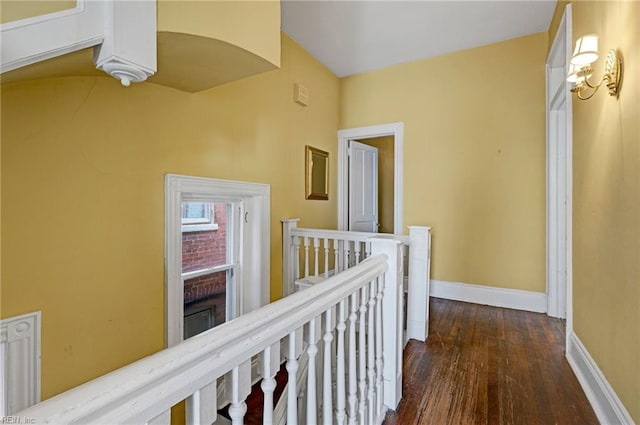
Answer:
0;312;41;415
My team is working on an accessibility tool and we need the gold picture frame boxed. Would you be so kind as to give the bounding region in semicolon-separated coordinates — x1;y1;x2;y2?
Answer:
305;145;329;200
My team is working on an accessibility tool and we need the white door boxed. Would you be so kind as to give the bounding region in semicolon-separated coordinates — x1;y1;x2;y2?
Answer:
348;140;379;232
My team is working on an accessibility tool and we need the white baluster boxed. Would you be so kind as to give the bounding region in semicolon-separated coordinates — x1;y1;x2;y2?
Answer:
375;276;384;419
358;285;368;424
354;242;361;265
333;239;340;273
186;381;217;425
347;292;358;425
304;236;310;277
261;343;280;425
294;236;301;280
313;238;320;276
286;331;299;425
365;241;372;259
228;361;251;425
324;238;330;278
344;241;350;270
367;279;377;422
322;308;334;424
305;317;321;425
336;300;347;425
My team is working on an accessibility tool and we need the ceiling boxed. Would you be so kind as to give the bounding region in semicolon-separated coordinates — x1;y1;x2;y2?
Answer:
281;0;557;77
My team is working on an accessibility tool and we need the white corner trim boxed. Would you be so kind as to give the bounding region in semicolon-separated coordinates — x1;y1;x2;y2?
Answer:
566;332;635;425
430;280;546;313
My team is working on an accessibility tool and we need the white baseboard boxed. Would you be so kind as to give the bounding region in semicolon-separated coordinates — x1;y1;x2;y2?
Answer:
566;332;634;425
430;280;546;313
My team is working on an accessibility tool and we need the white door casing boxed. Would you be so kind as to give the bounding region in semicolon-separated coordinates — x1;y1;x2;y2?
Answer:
546;4;573;333
348;141;379;232
338;123;404;234
165;174;270;347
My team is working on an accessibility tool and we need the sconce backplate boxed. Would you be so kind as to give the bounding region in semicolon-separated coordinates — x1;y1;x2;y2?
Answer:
604;49;622;96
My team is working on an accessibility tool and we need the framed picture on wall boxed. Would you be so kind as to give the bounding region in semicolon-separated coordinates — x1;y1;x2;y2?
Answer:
305;145;329;200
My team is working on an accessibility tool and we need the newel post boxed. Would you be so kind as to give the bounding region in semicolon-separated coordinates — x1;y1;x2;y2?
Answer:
370;237;404;410
281;219;299;297
406;226;432;342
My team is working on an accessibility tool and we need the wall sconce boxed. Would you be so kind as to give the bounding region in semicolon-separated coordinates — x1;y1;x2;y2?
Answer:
567;34;622;100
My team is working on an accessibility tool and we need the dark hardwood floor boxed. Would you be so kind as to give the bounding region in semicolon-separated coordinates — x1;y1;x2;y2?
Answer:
384;298;599;425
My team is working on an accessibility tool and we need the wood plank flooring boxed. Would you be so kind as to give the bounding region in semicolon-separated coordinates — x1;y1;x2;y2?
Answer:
383;298;599;425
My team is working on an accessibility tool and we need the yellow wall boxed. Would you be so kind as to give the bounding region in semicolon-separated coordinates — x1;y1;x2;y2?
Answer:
0;33;339;399
158;0;281;68
340;33;548;292
358;136;394;234
569;1;640;421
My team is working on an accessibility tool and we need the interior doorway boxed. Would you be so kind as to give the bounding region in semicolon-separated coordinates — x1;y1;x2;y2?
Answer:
352;136;395;233
348;140;379;232
338;123;404;234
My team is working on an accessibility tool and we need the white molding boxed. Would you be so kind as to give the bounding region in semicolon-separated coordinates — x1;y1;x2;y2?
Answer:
430;280;546;313
1;0;156;86
566;332;634;425
93;0;156;86
0;0;105;73
0;312;41;415
165;174;270;347
545;4;573;334
337;122;404;234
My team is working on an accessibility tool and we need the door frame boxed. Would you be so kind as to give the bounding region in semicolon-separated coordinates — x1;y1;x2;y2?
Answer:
337;122;404;234
545;4;573;336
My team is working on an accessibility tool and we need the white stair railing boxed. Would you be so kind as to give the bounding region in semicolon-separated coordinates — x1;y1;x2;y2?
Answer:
281;219;382;292
17;241;403;425
282;219;432;342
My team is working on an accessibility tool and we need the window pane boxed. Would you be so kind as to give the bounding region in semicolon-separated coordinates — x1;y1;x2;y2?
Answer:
181;203;229;271
181;202;212;224
183;203;207;219
183;270;229;339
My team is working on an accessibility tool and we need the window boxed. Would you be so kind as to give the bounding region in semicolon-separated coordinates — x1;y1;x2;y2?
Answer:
165;175;270;347
181;202;218;232
181;201;236;339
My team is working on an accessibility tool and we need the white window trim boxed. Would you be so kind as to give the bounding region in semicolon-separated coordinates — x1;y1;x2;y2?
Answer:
181;223;219;233
165;174;270;347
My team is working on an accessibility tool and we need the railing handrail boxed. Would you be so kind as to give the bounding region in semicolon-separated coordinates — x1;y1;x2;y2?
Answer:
18;256;389;425
290;226;410;245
